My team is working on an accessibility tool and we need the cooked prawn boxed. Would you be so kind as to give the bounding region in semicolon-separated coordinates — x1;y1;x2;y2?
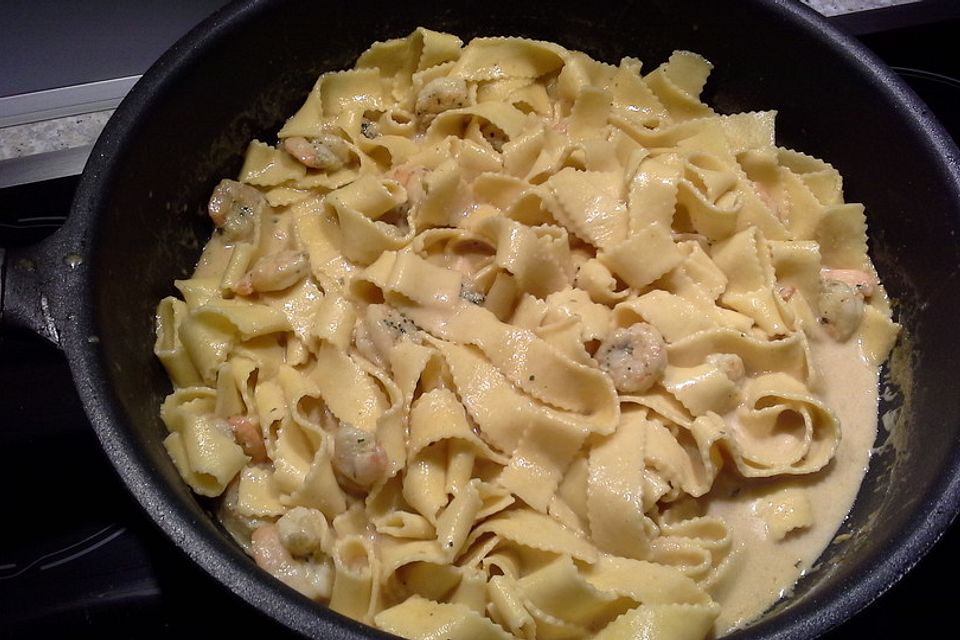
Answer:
235;250;309;296
333;422;388;490
227;415;267;463
283;133;354;171
207;179;265;241
818;279;865;341
595;322;668;393
414;77;468;127
706;353;745;382
386;164;428;206
820;267;876;298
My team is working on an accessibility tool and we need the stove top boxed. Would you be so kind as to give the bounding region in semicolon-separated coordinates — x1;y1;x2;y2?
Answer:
1;3;959;638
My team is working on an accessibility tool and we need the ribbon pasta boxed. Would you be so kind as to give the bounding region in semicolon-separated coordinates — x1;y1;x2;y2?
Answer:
155;28;899;640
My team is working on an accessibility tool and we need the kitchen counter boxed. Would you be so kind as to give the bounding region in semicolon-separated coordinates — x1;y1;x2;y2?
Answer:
0;0;917;183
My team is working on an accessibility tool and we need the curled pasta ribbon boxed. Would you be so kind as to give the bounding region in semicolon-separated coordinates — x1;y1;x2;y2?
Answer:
325;175;414;265
466;509;599;564
329;534;380;623
644;51;715;122
163;412;249;497
728;373;840;476
376;596;516;640
587;410;657;559
668;328;814;385
239;140;307;187
178;299;290;385
711;228;788;336
471;215;573;298
593;602;721;640
450;37;568;81
547;168;628;251
648;517;733;588
155;297;202;387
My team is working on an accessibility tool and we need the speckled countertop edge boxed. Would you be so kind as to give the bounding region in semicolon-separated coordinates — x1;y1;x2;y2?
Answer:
0;111;113;161
0;0;919;162
808;0;916;16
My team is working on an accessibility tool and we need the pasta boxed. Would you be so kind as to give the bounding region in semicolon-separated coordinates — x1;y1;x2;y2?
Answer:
154;29;899;639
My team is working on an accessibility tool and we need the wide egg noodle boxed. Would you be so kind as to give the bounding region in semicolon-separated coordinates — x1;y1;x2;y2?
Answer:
153;28;900;640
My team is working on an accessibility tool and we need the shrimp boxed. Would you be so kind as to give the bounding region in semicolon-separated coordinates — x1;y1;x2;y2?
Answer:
386;163;428;206
817;268;876;341
820;267;876;298
595;322;668;393
706;353;746;382
414;77;468;126
283;133;354;171
207;179;266;241
818;279;865;341
333;422;388;490
250;523;333;600
227;415;267;463
277;506;331;557
235;250;309;296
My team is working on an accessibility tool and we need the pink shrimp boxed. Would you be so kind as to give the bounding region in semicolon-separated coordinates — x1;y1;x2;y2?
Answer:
820;267;876;298
333;422;388;489
207;179;265;241
818;280;865;341
283;134;353;171
228;415;267;463
414;77;468;127
387;163;429;201
595;323;668;394
234;250;309;297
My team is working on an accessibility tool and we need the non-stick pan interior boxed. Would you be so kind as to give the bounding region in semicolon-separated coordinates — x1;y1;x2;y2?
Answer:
68;1;960;638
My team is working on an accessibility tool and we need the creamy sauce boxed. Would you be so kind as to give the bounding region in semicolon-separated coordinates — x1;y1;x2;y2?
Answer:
708;337;879;633
188;171;885;639
190;171;885;638
194;235;233;278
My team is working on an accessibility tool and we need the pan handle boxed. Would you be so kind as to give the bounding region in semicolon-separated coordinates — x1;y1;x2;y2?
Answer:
0;233;74;347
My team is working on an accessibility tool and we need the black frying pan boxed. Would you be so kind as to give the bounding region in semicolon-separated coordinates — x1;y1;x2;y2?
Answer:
2;1;959;638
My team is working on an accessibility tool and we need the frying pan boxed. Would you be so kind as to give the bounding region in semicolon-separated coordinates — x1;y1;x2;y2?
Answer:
2;0;959;638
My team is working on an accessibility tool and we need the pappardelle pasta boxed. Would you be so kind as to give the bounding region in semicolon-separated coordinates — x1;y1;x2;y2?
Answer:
154;29;899;639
